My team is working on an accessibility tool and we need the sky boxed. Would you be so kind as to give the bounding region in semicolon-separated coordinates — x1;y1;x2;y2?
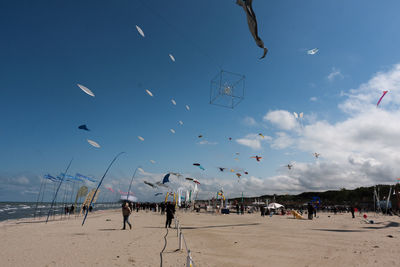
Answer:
2;0;400;202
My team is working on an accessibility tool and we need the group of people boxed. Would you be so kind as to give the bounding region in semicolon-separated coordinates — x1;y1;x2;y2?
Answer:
121;201;176;230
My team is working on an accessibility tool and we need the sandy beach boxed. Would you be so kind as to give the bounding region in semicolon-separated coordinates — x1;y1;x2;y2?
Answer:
1;210;399;267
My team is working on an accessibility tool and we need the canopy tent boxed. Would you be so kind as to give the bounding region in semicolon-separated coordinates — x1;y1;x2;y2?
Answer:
120;195;138;202
268;203;284;209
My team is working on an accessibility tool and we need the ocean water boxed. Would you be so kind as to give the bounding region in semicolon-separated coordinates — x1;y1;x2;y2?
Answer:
0;202;121;222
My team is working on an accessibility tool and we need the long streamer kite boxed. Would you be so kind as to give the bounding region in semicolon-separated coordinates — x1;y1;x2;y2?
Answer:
82;152;125;226
127;166;140;202
237;0;268;59
46;159;73;223
377;91;388;107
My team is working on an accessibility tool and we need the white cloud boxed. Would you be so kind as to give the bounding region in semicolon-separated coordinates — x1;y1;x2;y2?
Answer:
310;97;317;102
271;132;294;149
198;140;218;145
327;67;343;82
236;133;271;150
228;64;400;195
263;110;298;130
242;116;257;126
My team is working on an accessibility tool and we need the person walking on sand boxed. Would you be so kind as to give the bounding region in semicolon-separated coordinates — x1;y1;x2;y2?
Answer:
122;202;132;230
307;203;314;220
260;205;265;217
350;205;355;218
165;201;175;228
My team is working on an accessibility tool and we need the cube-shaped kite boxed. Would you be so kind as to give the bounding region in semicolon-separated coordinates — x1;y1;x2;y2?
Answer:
210;70;245;109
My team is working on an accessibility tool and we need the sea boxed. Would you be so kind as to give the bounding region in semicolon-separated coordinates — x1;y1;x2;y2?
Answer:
0;202;121;222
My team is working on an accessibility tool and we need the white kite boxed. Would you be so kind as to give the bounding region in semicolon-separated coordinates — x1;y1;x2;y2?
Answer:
135;25;145;37
87;139;100;148
138;136;144;141
169;54;176;62
307;48;319;55
293;112;303;119
138;168;145;173
178;120;184;126
77;84;95;97
171;99;177;105
185;105;190;111
145;89;153;97
170;129;176;134
150;160;156;164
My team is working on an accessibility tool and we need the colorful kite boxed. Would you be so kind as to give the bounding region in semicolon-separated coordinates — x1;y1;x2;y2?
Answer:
258;133;265;138
236;0;268;59
236;173;242;178
138;136;145;141
106;187;114;193
251;155;262;162
377;91;388;107
87;139;100;148
193;163;205;170
76;173;97;183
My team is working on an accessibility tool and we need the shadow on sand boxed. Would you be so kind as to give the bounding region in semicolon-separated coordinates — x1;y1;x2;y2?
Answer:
312;229;366;233
144;223;261;230
362;221;400;230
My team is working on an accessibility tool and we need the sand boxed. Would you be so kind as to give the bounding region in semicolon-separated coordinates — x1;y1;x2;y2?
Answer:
1;209;399;267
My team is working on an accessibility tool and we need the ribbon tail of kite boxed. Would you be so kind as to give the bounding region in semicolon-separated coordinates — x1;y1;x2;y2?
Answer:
237;0;268;59
82;152;125;226
377;91;388;107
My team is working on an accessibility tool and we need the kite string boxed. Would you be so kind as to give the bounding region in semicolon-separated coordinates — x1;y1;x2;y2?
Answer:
136;0;223;70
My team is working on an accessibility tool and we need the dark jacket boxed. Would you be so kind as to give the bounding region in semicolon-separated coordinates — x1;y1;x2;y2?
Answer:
122;205;131;216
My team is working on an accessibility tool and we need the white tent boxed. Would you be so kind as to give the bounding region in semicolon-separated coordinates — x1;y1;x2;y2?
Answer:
268;203;284;209
120;195;138;202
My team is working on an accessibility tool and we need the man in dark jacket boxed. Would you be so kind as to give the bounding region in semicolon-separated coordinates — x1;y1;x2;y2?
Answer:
165;202;175;228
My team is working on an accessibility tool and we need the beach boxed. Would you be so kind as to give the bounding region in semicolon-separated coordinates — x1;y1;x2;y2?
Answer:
1;210;399;267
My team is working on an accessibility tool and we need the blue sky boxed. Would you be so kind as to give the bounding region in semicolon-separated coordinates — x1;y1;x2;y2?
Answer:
2;0;400;202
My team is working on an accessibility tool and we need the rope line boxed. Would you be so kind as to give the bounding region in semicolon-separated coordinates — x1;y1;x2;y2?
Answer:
160;227;169;267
